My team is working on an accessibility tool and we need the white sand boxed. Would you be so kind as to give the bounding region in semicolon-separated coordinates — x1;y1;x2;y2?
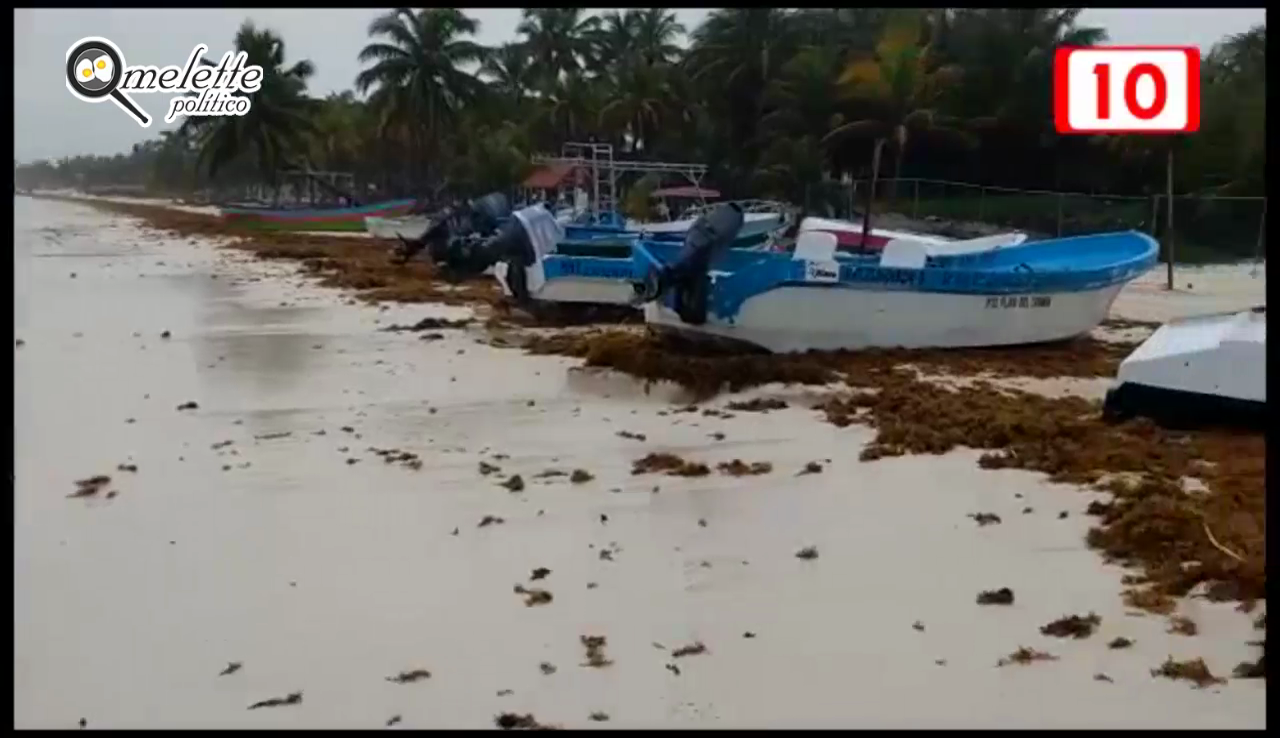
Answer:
13;197;1265;729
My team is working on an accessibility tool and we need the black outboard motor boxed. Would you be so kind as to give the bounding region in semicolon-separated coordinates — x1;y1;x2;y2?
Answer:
637;202;745;325
486;215;541;303
470;192;512;232
395;191;512;268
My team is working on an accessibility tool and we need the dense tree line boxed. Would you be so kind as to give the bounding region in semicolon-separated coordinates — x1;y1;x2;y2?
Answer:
16;8;1266;215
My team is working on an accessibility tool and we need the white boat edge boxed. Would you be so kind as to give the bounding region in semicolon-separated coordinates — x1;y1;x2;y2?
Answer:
365;215;431;240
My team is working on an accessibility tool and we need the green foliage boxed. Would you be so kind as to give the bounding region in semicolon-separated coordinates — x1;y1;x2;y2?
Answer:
15;10;1265;209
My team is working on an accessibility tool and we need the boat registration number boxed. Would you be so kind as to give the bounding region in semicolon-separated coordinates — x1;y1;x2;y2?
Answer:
985;295;1052;309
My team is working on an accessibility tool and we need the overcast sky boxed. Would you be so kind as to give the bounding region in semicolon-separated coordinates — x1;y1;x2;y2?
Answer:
13;7;1266;163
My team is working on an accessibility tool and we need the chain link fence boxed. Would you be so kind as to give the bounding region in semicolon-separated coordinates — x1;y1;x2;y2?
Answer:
813;177;1265;268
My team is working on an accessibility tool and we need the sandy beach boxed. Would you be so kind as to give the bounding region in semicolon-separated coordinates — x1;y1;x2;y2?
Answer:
13;195;1265;729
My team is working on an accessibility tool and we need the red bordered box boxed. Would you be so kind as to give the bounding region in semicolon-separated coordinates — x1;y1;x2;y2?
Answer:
1054;46;1200;135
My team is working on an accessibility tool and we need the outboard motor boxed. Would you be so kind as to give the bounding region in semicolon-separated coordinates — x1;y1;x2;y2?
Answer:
469;191;512;233
394;191;512;269
485;216;537;302
636;202;745;325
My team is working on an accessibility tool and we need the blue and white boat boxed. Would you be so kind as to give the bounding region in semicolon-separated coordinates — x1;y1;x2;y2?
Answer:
629;221;1159;352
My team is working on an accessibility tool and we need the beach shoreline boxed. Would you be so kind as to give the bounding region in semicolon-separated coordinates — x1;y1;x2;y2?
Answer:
13;194;1265;729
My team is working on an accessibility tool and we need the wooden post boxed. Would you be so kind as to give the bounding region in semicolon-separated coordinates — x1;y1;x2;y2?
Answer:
1165;147;1175;290
860;139;886;249
1252;199;1267;277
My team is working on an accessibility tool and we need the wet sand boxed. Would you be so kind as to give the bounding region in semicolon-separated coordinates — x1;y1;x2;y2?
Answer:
13;196;1265;729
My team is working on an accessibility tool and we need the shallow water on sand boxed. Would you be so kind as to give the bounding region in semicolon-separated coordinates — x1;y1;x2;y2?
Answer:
13;197;1265;729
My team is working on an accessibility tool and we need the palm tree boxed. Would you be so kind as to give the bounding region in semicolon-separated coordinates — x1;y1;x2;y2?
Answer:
756;45;844;207
945;9;1107;189
184;21;317;193
631;9;686;67
537;73;601;144
685;9;800;180
824;10;969;237
516;8;602;92
355;8;485;188
480;42;535;114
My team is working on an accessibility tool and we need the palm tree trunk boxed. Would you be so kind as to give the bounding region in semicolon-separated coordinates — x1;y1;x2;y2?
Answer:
890;142;905;208
860;138;886;248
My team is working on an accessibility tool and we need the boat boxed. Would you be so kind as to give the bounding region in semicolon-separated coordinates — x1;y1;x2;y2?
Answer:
493;220;782;306
219;198;417;232
629;208;1159;352
365;215;432;240
799;216;1028;253
1103;307;1266;429
630;198;791;249
561;200;790;250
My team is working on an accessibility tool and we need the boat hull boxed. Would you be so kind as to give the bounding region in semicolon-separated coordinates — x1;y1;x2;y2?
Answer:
219;199;416;232
1103;308;1266;429
636;230;1157;352
644;282;1127;352
365;215;431;240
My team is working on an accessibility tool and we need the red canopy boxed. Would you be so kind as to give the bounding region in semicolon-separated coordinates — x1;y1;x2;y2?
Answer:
523;163;579;190
650;185;721;199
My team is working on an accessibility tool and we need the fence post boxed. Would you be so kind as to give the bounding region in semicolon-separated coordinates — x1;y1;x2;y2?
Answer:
912;179;919;219
1252;199;1267;277
1165;148;1175;291
1056;193;1064;237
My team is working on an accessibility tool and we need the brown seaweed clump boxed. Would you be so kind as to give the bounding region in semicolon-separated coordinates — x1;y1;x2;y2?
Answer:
580;635;612;668
1151;657;1226;688
1233;640;1266;680
513;584;553;607
385;669;432;684
38;196;503;308
518;327;1263;614
68;475;111;499
716;459;773;476
1040;613;1101;639
976;587;1015;605
725;397;789;412
495;712;559;730
521;328;1134;400
248;691;303;710
671;642;709;658
817;377;1265;613
997;647;1058;667
522;330;836;399
631;453;710;477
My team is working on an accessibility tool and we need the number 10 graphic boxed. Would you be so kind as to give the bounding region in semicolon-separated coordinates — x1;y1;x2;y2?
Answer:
1054;46;1200;134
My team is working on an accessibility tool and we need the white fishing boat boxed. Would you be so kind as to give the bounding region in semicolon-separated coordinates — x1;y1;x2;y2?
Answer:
799;215;1027;252
365;215;432;240
633;225;1160;352
632;198;791;247
1104;307;1266;428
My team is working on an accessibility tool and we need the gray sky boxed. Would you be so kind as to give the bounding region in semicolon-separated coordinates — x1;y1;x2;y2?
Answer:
13;7;1266;163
